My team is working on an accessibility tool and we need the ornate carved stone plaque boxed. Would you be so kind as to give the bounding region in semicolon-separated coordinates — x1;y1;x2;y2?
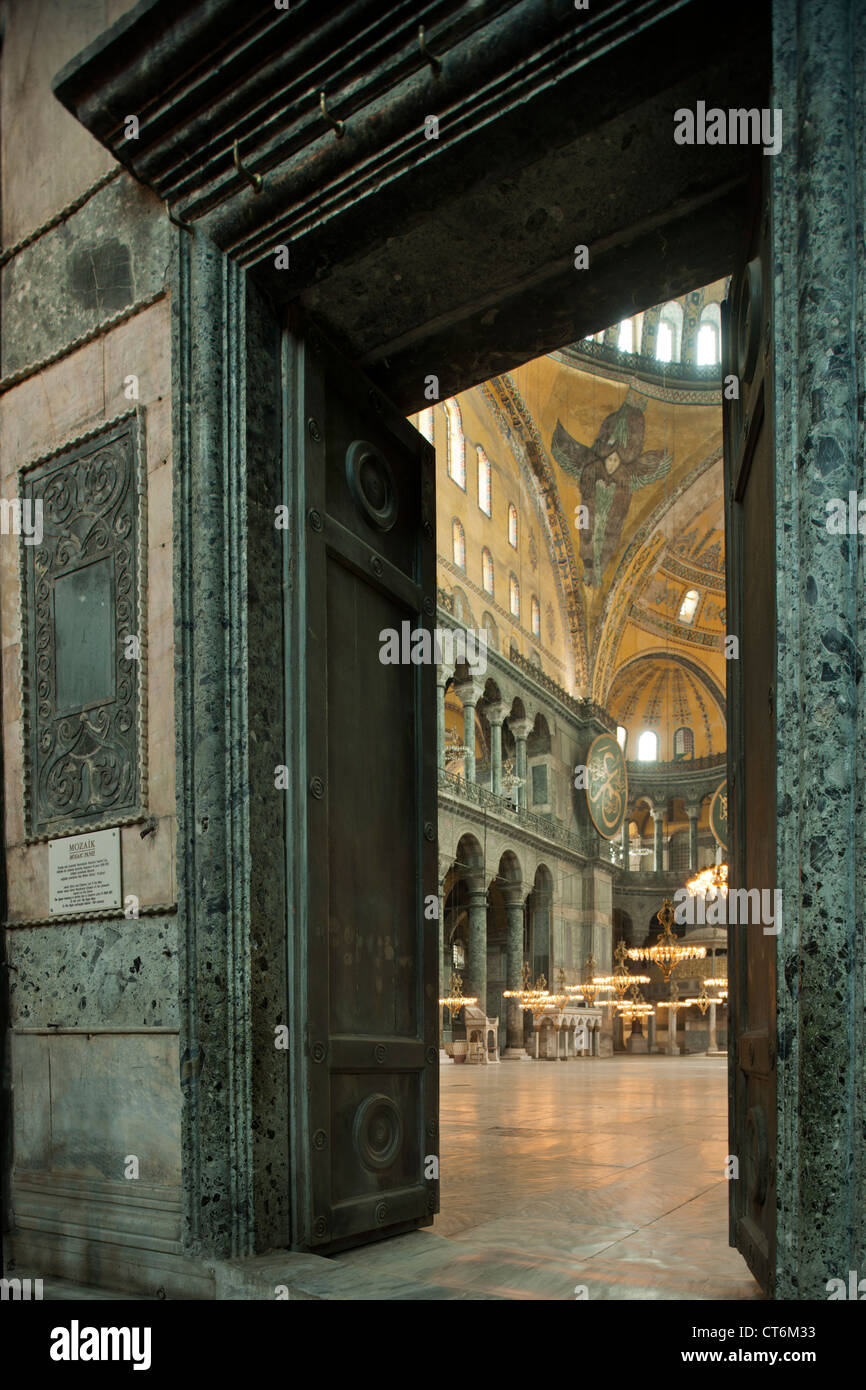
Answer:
585;732;628;839
20;412;147;840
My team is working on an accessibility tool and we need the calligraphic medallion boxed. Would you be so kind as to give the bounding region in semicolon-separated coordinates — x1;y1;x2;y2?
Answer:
710;780;728;851
585;732;628;839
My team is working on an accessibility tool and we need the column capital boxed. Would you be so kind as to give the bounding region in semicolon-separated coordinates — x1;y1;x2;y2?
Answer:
507;715;533;740
684;800;703;820
501;882;525;907
464;878;488;903
436;661;455;687
453;677;485;706
486;700;508;727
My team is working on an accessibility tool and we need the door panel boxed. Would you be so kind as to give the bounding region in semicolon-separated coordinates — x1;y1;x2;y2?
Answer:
288;317;438;1252
723;181;777;1296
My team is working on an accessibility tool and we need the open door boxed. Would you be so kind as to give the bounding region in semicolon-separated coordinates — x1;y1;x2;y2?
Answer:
284;315;439;1252
723;177;777;1297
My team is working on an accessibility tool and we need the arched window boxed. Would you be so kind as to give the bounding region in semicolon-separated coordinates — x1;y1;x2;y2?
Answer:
509;574;520;619
531;595;541;638
674;726;695;759
452;518;466;571
417;407;435;444
481;547;494;595
678;588;700;624
697;302;722;366
508;503;518;549
618;319;634;353
656;301;683;362
616;725;628;753
637;729;658;762
477;446;492;515
481;612;499;651
444;399;465;488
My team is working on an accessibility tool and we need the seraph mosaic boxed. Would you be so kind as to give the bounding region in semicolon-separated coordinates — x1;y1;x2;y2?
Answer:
552;390;672;586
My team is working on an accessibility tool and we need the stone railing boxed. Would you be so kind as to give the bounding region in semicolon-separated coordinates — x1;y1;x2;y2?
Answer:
626;754;727;810
438;768;589;857
507;646;615;731
560;337;723;388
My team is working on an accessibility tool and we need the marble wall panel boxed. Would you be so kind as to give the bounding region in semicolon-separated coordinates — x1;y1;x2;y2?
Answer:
12;1031;181;1185
8;915;178;1029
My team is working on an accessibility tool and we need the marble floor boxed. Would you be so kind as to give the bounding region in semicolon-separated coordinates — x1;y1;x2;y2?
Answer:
337;1055;764;1300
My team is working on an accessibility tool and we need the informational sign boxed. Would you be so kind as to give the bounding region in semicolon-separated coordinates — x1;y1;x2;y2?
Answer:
48;828;122;914
585;732;628;839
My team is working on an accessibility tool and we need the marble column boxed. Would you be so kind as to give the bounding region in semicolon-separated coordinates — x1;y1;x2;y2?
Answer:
770;0;866;1297
665;1004;680;1057
652;807;664;873
487;701;507;795
438;877;451;1059
531;887;552;983
708;1000;719;1054
502;887;528;1058
685;801;701;872
436;667;451;771
466;880;488;1022
454;678;483;784
648;1011;658;1054
508;716;533;812
620;817;630;870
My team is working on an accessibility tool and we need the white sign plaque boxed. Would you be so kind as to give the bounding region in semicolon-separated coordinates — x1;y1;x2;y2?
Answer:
48;828;122;914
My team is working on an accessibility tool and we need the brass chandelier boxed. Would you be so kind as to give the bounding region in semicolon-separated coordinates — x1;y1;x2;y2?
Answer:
439;971;478;1018
685;862;729;898
627;898;706;983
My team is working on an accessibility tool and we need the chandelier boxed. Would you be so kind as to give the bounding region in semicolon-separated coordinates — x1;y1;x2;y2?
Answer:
443;728;471;766
617;980;655;1023
564;954;615;1007
504;961;552;1018
592;940;650;1005
501;756;524;797
680;978;715;1015
627;899;707;983
686;863;729;898
438;971;478;1018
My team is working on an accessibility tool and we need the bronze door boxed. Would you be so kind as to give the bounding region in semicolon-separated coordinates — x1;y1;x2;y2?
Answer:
285;318;438;1252
723;186;777;1296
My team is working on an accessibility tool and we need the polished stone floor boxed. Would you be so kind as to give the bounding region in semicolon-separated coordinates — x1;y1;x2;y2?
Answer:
337;1055;764;1300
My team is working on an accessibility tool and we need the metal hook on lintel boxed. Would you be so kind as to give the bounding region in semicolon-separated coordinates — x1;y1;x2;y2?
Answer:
233;140;263;193
165;199;193;232
319;90;345;139
418;24;442;77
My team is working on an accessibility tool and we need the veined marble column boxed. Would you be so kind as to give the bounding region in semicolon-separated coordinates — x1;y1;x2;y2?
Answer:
685;801;701;872
652;807;664;873
708;1000;719;1054
620;817;630;870
436;667;451;771
666;1000;680;1057
466;881;488;1022
502;887;527;1059
508;715;533;812
454;678;483;784
487;701;507;795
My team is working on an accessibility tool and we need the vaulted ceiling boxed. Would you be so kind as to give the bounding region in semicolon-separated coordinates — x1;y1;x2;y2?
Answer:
472;282;727;751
